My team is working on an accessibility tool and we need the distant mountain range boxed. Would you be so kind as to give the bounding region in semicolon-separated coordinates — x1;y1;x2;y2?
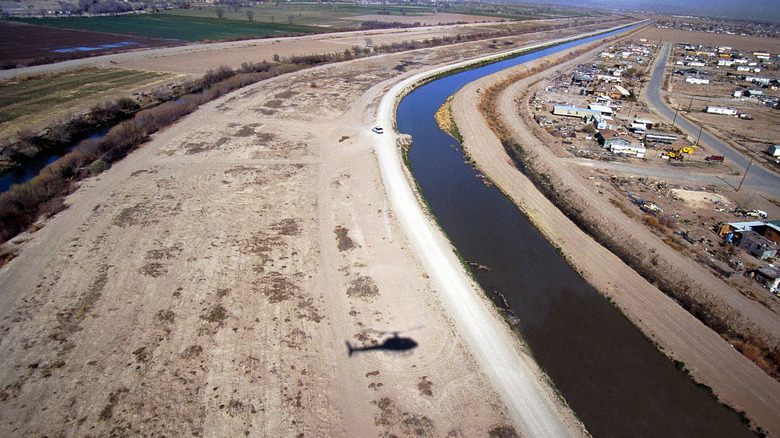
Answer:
521;0;779;24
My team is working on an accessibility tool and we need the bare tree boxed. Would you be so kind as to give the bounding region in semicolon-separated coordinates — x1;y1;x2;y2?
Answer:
246;9;254;21
215;6;224;19
287;14;293;24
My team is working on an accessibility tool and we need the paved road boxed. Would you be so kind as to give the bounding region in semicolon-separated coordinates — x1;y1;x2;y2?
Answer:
645;44;780;198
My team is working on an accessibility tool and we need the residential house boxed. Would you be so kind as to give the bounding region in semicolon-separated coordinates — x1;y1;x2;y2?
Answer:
596;129;645;156
588;103;613;115
736;230;779;260
552;105;601;118
751;266;780;293
706;106;738;115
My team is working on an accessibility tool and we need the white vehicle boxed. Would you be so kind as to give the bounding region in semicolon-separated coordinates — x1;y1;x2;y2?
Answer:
746;209;768;219
372;126;384;134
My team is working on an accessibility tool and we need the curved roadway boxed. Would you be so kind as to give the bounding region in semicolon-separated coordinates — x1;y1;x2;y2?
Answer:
646;44;780;198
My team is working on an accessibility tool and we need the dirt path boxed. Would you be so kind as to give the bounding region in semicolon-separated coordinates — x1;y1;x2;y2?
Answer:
0;46;520;438
450;35;780;436
376;56;589;438
0;20;641;437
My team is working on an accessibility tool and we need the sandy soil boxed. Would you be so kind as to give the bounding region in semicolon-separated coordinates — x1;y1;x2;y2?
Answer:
347;12;508;25
635;26;780;53
450;33;780;435
0;51;514;438
0;22;641;437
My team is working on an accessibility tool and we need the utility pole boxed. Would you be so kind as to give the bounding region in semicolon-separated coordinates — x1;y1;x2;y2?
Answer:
736;157;753;192
687;95;694;111
672;104;680;128
695;125;703;146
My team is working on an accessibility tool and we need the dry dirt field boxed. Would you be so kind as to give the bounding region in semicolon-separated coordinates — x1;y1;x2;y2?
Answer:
0;22;635;437
0;20;179;68
635;25;780;53
450;27;780;435
347;12;509;25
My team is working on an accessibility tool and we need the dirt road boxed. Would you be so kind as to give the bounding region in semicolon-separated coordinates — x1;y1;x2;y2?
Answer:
0;45;522;438
450;36;780;435
376;56;589;438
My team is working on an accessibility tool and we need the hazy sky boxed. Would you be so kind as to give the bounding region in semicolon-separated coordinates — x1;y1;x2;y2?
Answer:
529;0;780;23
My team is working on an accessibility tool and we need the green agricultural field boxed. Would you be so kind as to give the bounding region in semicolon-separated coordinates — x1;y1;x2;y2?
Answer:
447;3;593;19
0;68;178;139
170;3;434;27
12;13;323;42
12;3;437;43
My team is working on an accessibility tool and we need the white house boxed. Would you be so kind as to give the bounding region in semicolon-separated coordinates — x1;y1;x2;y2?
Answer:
596;74;622;83
588;103;613;115
749;77;771;86
706;106;738;115
587;114;608;130
685;77;710;85
610;143;646;158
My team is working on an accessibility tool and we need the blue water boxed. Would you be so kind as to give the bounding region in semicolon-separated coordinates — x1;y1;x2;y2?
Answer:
0;127;109;194
398;25;755;437
52;41;138;53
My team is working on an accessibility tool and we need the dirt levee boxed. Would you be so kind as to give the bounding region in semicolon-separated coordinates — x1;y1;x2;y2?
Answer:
451;34;780;436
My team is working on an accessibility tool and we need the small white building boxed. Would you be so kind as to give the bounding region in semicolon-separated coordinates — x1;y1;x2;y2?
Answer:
718;59;735;66
766;144;780;157
685;77;710;85
588;104;613;115
553;105;601;118
597;74;622;83
750;77;771;86
633;119;655;129
706;106;738;115
587;114;608;130
610;143;646;158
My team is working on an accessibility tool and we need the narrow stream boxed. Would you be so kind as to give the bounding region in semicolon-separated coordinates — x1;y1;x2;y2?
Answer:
397;28;754;437
0;126;111;194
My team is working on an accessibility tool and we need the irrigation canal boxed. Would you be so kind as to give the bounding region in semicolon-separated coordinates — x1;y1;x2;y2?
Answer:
396;26;755;437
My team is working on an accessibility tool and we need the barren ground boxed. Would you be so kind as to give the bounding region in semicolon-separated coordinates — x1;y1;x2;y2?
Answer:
0;22;632;437
451;30;780;435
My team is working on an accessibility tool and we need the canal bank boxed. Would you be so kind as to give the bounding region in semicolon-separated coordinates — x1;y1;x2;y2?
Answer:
377;22;774;437
448;30;780;436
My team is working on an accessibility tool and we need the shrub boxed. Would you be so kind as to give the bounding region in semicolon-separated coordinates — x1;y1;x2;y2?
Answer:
643;215;659;227
88;159;109;175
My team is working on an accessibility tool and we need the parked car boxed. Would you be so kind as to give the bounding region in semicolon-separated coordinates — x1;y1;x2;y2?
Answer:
705;155;725;162
372;126;384;134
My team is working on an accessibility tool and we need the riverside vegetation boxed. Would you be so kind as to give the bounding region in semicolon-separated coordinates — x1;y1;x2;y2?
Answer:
0;18;614;253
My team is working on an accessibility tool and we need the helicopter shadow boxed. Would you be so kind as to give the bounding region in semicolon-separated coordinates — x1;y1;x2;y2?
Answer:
346;331;418;357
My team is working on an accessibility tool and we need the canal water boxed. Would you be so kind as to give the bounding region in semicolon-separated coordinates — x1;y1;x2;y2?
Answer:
0;126;111;194
397;28;754;437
